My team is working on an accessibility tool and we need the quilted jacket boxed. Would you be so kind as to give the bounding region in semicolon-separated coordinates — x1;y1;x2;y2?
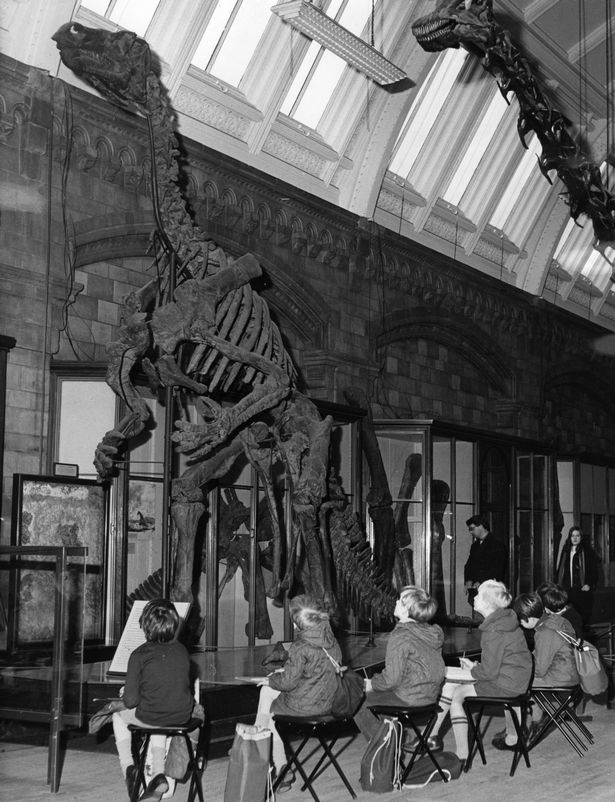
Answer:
268;620;341;715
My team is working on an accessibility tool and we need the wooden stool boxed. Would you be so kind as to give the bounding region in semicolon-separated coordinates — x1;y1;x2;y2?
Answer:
273;713;356;802
128;717;205;802
367;702;449;784
463;693;531;777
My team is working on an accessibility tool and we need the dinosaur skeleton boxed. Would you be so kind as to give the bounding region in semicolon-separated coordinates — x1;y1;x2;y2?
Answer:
53;23;394;623
412;0;615;261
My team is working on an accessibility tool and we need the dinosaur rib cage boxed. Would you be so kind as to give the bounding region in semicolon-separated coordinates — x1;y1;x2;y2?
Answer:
184;282;295;393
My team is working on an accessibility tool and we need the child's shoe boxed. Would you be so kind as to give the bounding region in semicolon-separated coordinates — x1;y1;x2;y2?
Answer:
124;765;137;799
140;773;169;801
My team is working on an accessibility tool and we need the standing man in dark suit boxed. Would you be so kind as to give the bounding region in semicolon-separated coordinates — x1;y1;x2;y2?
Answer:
464;514;508;610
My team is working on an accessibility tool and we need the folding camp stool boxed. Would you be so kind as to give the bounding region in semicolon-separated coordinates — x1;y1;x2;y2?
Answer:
530;685;593;757
272;713;356;802
367;702;449;784
463;693;532;777
128;717;205;802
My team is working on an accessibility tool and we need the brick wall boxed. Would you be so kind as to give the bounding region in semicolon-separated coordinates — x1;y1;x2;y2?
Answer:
2;53;615;540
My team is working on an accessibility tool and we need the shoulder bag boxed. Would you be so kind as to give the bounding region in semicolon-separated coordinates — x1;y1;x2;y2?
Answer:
359;716;403;793
557;630;608;696
322;646;365;718
402;751;463;787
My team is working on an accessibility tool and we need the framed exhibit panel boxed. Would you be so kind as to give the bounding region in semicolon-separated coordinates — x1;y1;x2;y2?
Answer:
8;474;108;652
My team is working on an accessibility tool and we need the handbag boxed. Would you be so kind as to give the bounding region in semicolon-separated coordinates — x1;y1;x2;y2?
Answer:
558;630;608;696
223;723;274;802
359;716;403;793
321;647;365;718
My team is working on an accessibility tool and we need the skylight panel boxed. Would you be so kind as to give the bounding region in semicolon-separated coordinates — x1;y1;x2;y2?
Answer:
581;248;609;286
284;50;346;128
191;0;271;87
443;88;508;207
79;0;160;36
489;134;541;230
503;167;551;246
389;48;467;179
555;216;612;291
554;161;612;287
279;0;376;131
554;216;586;265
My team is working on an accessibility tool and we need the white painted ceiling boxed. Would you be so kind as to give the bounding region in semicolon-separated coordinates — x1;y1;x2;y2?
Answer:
4;1;615;328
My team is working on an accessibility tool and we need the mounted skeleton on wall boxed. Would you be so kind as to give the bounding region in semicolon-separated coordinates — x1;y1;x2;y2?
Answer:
53;23;395;633
412;0;615;260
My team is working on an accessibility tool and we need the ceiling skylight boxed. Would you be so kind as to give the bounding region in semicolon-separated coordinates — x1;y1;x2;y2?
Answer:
389;48;467;179
190;0;271;87
79;0;160;37
489;134;543;232
554;162;613;292
443;88;508;207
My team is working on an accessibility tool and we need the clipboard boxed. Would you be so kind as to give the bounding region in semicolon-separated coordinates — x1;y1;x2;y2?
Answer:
107;600;191;677
445;665;475;683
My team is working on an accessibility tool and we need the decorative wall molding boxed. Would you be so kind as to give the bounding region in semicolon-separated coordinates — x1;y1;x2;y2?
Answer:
262;130;329;178
175;85;253;140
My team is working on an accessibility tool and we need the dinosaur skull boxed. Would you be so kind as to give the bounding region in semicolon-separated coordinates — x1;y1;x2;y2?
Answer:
52;22;153;114
412;0;496;57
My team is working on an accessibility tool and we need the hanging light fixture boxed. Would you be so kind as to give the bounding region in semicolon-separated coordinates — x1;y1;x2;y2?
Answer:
271;0;407;86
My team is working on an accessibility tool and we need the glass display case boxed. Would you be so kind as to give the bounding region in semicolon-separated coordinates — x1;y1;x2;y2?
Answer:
371;420;554;619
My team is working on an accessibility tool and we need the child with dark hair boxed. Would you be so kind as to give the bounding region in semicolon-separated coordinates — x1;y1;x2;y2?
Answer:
354;586;445;741
112;599;194;801
255;595;342;790
506;590;578;744
536;581;583;638
513;592;578;688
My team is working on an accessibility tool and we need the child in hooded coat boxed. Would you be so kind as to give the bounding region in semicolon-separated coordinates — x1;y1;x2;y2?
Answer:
429;580;532;762
354;585;445;740
254;595;341;785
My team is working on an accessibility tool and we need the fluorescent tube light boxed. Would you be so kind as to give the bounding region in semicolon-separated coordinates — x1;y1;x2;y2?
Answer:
271;0;406;86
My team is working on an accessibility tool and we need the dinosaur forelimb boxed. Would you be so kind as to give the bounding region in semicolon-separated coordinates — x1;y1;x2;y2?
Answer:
156;354;208;393
93;411;146;479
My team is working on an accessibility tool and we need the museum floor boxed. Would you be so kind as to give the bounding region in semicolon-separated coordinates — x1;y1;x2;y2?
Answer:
2;696;614;802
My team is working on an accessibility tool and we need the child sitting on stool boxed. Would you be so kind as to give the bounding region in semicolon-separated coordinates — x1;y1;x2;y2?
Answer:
429;580;532;762
353;585;445;742
255;595;341;792
112;599;194;801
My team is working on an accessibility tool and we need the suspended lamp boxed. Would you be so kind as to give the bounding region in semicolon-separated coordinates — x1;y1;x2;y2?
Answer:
271;0;406;86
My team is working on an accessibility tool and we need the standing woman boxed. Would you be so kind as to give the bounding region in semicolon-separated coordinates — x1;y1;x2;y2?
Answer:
557;526;599;627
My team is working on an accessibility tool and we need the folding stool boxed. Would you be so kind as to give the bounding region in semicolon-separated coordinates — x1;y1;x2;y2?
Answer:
273;713;356;802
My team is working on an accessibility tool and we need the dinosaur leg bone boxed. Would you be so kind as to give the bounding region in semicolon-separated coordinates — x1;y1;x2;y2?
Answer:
170;437;245;603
